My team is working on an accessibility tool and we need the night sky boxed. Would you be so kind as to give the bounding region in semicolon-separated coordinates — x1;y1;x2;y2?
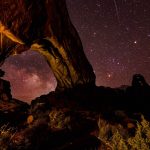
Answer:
1;0;150;102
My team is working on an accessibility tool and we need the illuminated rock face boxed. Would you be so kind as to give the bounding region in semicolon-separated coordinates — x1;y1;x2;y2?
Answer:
0;0;95;90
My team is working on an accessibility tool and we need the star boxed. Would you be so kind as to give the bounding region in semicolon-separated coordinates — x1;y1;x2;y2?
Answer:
107;73;113;79
108;74;111;78
90;49;94;53
96;3;101;7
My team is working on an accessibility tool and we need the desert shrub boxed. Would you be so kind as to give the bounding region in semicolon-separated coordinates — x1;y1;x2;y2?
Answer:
0;124;16;150
127;116;150;150
98;116;150;150
49;108;71;130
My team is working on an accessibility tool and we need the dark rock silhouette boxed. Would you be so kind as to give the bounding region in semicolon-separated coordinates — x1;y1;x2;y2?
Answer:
0;79;11;101
0;99;29;126
0;0;95;91
0;69;12;101
0;70;29;125
132;74;149;87
19;74;150;150
22;107;100;150
31;74;150;116
0;69;5;77
0;73;149;149
125;74;150;113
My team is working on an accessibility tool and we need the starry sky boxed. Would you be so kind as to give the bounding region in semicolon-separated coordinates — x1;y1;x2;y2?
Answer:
1;0;150;102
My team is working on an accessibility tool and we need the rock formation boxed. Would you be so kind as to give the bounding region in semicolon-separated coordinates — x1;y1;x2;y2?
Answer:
132;74;149;88
0;69;29;125
0;0;96;91
0;69;12;101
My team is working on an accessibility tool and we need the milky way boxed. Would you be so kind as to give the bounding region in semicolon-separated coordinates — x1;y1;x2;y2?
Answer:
1;0;150;102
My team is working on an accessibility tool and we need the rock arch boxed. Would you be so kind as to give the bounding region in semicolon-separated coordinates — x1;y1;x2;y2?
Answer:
0;0;95;91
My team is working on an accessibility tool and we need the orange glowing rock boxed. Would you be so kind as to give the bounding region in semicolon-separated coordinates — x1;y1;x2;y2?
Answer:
27;115;34;124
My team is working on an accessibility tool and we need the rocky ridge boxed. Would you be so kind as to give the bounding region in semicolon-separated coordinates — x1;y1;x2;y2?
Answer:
0;71;150;149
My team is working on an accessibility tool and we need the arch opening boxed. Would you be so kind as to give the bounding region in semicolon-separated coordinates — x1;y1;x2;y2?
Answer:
1;50;57;103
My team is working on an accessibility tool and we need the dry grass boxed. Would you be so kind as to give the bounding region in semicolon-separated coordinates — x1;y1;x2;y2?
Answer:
49;108;71;130
1;111;150;150
98;116;150;150
0;124;16;150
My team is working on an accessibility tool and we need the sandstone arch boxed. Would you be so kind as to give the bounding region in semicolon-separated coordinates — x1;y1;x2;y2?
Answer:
0;0;95;91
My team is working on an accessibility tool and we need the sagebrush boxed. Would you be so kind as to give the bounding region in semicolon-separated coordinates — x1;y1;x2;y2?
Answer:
98;116;150;150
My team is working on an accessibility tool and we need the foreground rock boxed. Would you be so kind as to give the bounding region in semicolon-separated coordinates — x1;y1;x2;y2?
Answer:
0;71;29;125
10;108;100;150
0;72;150;149
32;76;150;115
0;99;29;126
21;74;150;149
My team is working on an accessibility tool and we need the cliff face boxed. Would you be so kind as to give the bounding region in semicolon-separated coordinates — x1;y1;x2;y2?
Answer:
1;0;95;90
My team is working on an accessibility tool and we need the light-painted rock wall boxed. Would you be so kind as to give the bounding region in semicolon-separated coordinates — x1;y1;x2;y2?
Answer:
1;0;95;90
